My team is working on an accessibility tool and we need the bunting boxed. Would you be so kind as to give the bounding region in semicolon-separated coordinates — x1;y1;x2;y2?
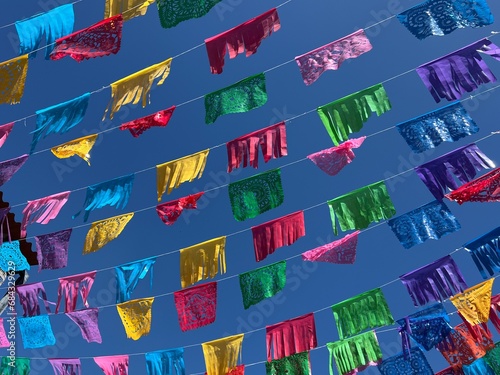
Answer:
50;134;98;165
156;192;204;225
301;231;359;264
35;228;72;271
0;123;14;147
55;271;96;313
307;137;365;176
0;241;29;272
120;105;175;138
317;83;391;145
205;9;280;74
0;357;30;375
445;167;500;204
491;294;500;334
463;358;495;375
94;355;129;375
145;348;185;375
48;359;82;375
50;14;123;62
18;315;56;349
0;319;8;348
239;260;286;309
0;154;29;187
66;308;102;343
378;347;433;374
228;168;284;221
116;258;155;303
116;297;154;340
174;282;217;331
83;213;134;254
450;279;494;326
15;282;51;317
202;334;244;375
104;0;155;21
205;73;268;124
266;352;311;375
464;226;500;279
0;55;29;105
157;0;222;28
21;191;70;237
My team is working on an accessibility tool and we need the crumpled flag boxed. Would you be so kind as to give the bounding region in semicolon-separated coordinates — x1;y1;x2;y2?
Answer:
266;313;316;361
397;0;494;40
157;0;221;28
35;228;72;271
317;83;391;145
396;102;479;153
66;308;102;343
387;200;461;249
491;294;500;334
307;137;365;176
73;174;135;222
416;38;500;103
463;358;495;375
18;315;56;349
0;319;9;347
399;255;468;307
266;351;310;375
48;358;81;375
16;282;51;317
55;271;96;313
103;58;172;120
84;213;134;254
51;134;98;165
120;105;175;138
146;348;185;375
50;14;123;62
450;279;494;326
205;9;280;74
302;231;359;264
205;365;245;375
15;4;74;59
180;236;226;288
0;55;29;105
484;342;500;374
116;257;155;303
174;282;217;332
251;211;305;262
32;92;90;154
327;181;395;235
327;331;382;375
202;334;244;375
0;357;30;375
464;226;500;279
205;73;267;124
157;149;209;200
332;288;394;340
226;122;287;173
295;29;372;86
21;191;70;237
378;347;433;374
445;167;500;204
105;0;155;21
156;192;204;225
116;297;154;340
0;123;14;148
239;260;286;309
0;241;30;272
415;143;495;200
229;168;284;221
0;154;29;186
94;355;129;375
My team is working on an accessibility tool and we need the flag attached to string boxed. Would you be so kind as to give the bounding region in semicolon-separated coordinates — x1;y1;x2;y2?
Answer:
485;343;500;374
84;213;134;254
202;334;244;375
116;297;154;340
18;315;56;349
0;319;9;348
21;191;70;237
50;134;98;165
156;0;222;28
116;258;155;303
0;55;29;105
445;167;500;204
156;192;204;225
464;226;500;279
104;0;155;21
94;355;129;375
49;359;82;375
66;308;102;343
378;347;433;374
265;352;311;375
463;358;496;375
0;241;30;272
0;358;30;375
145;348;185;375
302;231;359;264
0;123;14;147
0;154;29;187
239;261;286;309
16;282;51;317
307;137;365;176
120;105;175;138
174;282;217;331
56;271;96;313
450;279;494;326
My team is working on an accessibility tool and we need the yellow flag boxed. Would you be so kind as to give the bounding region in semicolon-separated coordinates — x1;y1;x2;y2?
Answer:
450;278;494;325
202;334;244;375
116;297;154;340
83;213;134;254
51;134;98;165
0;55;28;105
180;236;226;288
156;149;209;201
104;0;155;21
104;58;172;120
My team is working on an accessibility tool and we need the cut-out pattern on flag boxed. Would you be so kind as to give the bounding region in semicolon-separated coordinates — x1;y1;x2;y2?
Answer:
397;0;494;40
51;134;98;165
35;228;72;271
265;351;311;375
227;122;287;173
302;231;359;264
387;200;461;249
266;313;317;361
202;334;244;375
415;143;495;200
105;0;155;21
103;58;172;119
434;367;463;375
18;315;56;349
400;255;468;307
56;271;96;313
445;167;500;204
73;174;135;222
0;357;30;374
116;257;155;303
0;241;30;272
205;73;267;124
327;331;383;375
116;297;154;340
66;308;102;343
157;0;222;28
307;137;365;176
48;358;81;375
16;282;51;317
332;288;394;340
378;347;433;374
120;105;175;138
295;29;372;86
84;213;134;254
15;4;74;58
416;38;500;103
94;355;129;375
21;191;70;237
251;211;305;262
0;154;29;187
174;282;217;332
156;192;204;225
205;9;280;74
328;181;396;235
463;358;495;375
32;92;91;154
50;14;123;62
317;83;391;145
485;342;500;374
146;348;185;375
450;279;494;326
228;168;284;221
464;226;500;279
157;150;209;200
0;318;9;347
0;123;14;147
396;102;479;153
0;55;29;105
239;261;286;309
180;236;226;288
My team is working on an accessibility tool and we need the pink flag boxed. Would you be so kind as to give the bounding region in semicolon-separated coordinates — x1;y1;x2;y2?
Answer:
56;271;96;313
302;231;360;264
21;191;70;237
156;192;204;225
174;282;217;332
445;167;500;204
120;106;175;138
94;355;128;375
0;123;14;148
307;137;366;176
0;319;9;347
